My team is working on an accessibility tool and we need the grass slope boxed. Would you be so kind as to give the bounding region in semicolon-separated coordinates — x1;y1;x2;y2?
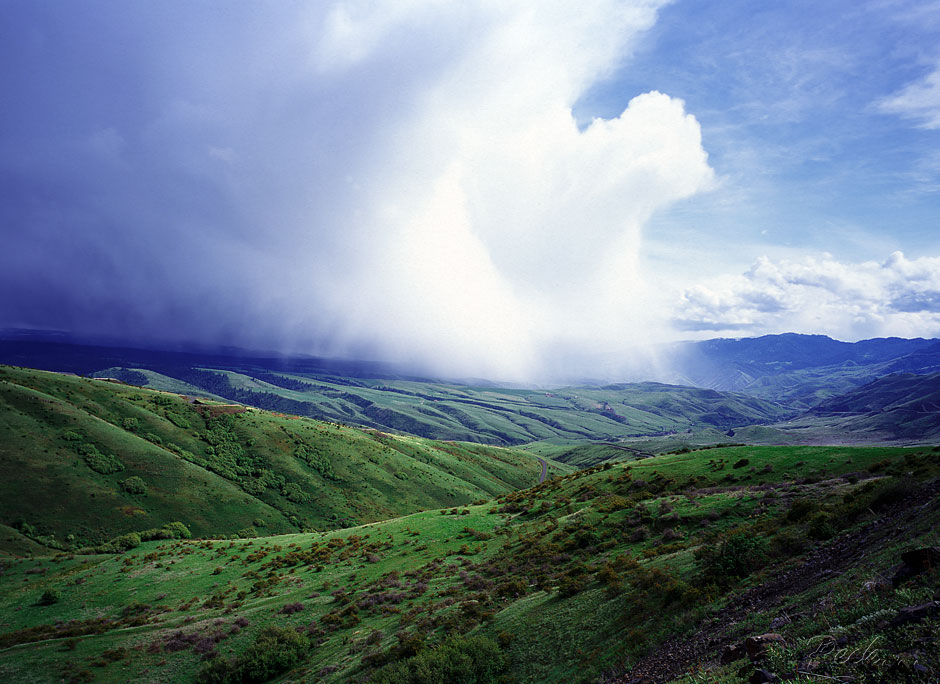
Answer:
0;340;797;444
0;365;552;554
153;368;795;446
1;443;938;684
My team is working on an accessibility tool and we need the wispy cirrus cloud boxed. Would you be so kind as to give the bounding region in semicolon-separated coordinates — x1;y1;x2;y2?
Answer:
878;62;940;129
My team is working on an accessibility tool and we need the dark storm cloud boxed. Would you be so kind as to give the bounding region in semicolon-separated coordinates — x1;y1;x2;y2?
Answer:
0;1;714;380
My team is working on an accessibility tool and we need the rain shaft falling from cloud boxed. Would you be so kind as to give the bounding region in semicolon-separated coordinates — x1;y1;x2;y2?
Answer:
0;1;714;380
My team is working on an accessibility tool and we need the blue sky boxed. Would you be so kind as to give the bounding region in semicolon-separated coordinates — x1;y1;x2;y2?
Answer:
592;0;940;260
1;1;939;379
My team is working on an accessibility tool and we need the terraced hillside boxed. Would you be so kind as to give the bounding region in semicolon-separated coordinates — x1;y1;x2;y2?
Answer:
0;366;555;553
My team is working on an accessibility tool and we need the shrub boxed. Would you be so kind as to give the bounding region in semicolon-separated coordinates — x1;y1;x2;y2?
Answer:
196;625;309;684
78;444;125;474
557;573;588;598
37;589;61;606
122;418;140;432
162;522;192;539
120;476;148;495
281;482;311;504
732;458;750;469
596;564;621;589
786;498;818;522
167;413;191;429
695;530;767;586
807;512;836;540
770;530;808;557
369;635;506;684
112;533;141;553
868;478;923;511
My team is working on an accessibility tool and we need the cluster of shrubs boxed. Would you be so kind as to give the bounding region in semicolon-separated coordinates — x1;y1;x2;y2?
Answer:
694;529;767;588
77;522;191;555
369;635;506;684
78;442;125;474
292;443;336;480
197;625;309;684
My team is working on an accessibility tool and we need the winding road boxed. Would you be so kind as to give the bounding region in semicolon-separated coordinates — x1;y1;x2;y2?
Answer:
536;457;548;484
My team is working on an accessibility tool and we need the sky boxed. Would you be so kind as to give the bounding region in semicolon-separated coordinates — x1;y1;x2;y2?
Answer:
1;0;940;381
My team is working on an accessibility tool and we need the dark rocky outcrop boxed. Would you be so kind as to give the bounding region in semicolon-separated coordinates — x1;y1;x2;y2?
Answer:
744;633;786;660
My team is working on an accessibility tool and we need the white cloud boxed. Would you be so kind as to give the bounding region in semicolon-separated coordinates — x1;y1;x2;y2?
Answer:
674;251;940;340
878;62;940;128
0;1;715;381
306;1;714;378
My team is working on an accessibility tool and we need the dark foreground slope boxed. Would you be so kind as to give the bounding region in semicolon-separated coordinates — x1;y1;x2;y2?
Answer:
0;365;550;553
0;443;937;684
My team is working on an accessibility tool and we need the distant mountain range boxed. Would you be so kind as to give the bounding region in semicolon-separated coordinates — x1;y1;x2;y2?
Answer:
668;332;940;408
1;330;939;447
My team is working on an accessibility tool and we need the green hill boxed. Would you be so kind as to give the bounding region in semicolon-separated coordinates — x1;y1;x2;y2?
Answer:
0;339;797;444
0;442;937;684
0;365;556;553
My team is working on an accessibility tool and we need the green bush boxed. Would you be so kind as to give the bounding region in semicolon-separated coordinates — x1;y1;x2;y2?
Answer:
37;589;60;606
770;530;808;556
77;444;125;474
807;512;836;540
121;417;139;432
111;533;141;552
557;573;588;597
369;635;506;684
786;498;818;522
161;521;192;539
120;476;148;495
196;625;309;684
281;482;311;504
867;478;923;511
695;530;767;586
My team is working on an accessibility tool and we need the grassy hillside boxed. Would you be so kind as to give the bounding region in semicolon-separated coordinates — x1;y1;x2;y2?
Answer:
0;365;553;553
137;370;795;445
1;443;937;684
0;339;797;444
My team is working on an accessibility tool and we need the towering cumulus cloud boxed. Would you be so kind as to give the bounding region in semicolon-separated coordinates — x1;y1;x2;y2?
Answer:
0;1;713;380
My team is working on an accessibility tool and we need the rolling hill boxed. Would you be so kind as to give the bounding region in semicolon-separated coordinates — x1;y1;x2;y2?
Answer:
0;338;796;445
0;443;937;684
0;365;555;554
